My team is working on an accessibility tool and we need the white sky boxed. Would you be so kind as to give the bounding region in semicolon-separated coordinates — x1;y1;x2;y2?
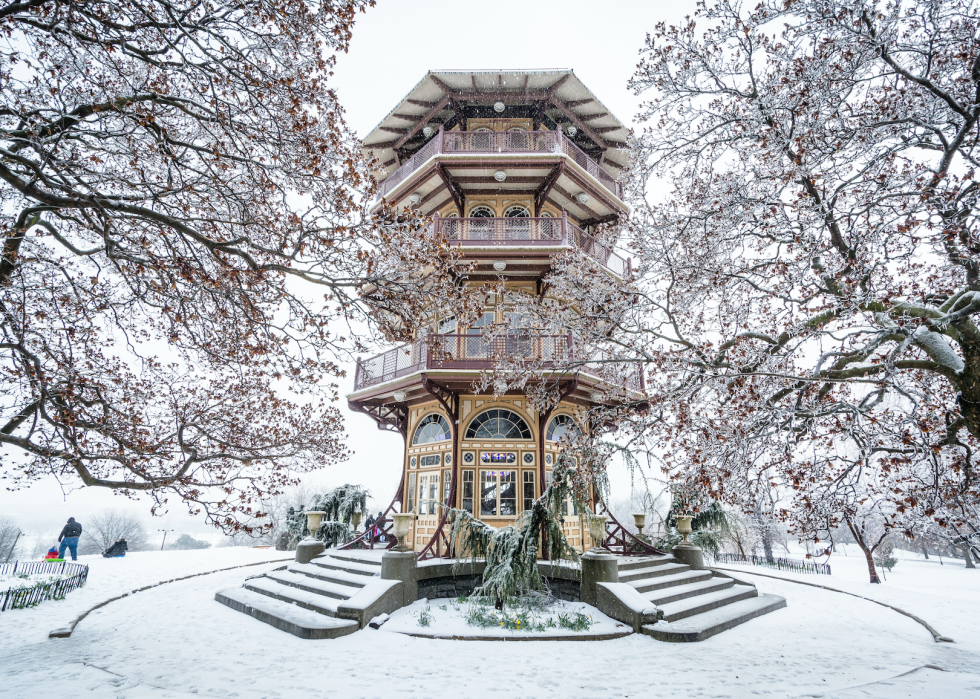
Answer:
0;0;698;545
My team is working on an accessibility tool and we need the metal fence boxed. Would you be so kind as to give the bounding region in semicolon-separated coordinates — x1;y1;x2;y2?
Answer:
714;553;831;575
0;561;89;611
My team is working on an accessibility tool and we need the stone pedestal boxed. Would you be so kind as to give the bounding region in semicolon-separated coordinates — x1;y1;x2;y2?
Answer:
381;550;419;606
672;543;705;570
580;549;619;606
295;538;325;564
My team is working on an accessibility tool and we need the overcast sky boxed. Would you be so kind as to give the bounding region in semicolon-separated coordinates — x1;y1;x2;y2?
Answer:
0;0;698;545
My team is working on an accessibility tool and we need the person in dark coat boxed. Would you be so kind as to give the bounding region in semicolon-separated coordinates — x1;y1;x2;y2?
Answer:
103;538;128;558
58;517;82;561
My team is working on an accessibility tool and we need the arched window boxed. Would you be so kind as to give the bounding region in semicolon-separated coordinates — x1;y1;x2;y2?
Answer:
465;409;532;440
413;414;451;445
546;414;581;441
503;205;530;218
469;205;495;218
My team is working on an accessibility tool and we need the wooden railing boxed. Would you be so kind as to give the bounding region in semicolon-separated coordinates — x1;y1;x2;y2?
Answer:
436;215;564;245
353;332;574;391
375;126;623;200
560;137;624;199
426;213;629;276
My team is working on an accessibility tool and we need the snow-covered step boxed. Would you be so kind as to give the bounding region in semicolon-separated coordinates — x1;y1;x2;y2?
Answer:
619;562;690;582
643;577;735;605
215;587;358;640
642;593;787;643
629;569;713;593
244;576;342;616
328;550;384;567
288;562;368;588
265;569;357;600
657;584;759;622
617;555;675;572
311;555;381;577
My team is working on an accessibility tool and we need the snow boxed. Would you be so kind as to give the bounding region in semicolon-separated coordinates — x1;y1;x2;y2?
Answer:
913;327;965;373
0;572;68;593
379;597;627;639
0;545;978;697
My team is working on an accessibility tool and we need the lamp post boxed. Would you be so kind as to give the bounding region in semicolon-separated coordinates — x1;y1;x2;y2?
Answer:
158;529;173;551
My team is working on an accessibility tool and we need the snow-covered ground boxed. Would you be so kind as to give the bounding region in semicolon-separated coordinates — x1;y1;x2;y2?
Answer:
0;545;978;698
381;596;625;639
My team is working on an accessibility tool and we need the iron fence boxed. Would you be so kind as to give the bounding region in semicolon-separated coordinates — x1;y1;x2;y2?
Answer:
714;553;831;575
0;561;89;611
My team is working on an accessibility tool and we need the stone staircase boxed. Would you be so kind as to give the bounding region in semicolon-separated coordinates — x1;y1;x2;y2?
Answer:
215;550;396;639
616;555;786;642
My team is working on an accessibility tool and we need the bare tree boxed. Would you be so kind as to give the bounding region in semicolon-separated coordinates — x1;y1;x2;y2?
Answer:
481;0;980;582
79;509;148;554
0;516;22;562
0;0;476;531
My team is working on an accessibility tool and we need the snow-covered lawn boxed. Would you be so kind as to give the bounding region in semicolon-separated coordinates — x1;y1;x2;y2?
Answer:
381;596;625;639
0;545;977;698
0;572;69;593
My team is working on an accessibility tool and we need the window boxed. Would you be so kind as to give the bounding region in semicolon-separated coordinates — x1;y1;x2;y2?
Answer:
407;473;416;513
468;205;495;218
443;469;451;506
417;475;428;515
420;454;441;467
481;470;517;516
413;414;451;445
438;316;456;334
523;471;535;511
546;414;581;442
466;312;495;334
429;476;438;514
462;470;474;513
465;409;533;440
503;205;530;218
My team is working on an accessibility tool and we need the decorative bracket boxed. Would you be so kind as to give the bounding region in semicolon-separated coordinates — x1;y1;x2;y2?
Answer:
348;401;408;438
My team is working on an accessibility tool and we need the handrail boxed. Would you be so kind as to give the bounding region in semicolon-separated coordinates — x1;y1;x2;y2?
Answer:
374;128;622;201
566;222;629;277
559;136;624;199
353;332;573;391
436;216;564;245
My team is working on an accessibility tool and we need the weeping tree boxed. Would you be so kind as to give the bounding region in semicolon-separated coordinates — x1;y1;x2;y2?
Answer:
655;501;734;561
285;483;369;548
449;461;585;610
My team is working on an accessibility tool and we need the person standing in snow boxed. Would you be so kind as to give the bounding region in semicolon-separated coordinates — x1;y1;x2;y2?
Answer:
57;517;82;561
364;514;375;543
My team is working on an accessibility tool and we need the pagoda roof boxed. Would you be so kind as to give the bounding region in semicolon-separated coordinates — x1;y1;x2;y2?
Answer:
362;69;629;181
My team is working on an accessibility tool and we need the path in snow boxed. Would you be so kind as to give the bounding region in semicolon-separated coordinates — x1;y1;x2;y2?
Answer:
0;546;977;698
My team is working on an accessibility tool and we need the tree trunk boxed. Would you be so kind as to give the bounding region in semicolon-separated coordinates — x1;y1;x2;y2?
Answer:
859;543;881;583
920;539;929;560
959;544;976;569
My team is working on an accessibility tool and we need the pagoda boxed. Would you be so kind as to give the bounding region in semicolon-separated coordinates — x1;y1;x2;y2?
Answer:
345;70;651;559
215;70;788;642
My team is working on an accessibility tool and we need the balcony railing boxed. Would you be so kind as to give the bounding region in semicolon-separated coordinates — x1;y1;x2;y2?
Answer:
375;126;623;200
352;332;646;394
437;216;563;245
353;332;573;391
428;214;629;277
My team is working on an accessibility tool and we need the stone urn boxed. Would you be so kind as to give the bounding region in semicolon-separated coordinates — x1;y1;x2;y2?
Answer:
351;511;362;534
676;515;694;545
632;512;647;534
391;512;415;552
587;514;608;552
305;510;326;535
